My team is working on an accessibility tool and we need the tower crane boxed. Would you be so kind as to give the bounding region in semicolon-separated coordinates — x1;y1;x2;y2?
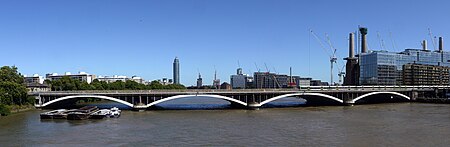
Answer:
310;29;338;85
377;31;386;50
428;28;437;51
264;63;281;88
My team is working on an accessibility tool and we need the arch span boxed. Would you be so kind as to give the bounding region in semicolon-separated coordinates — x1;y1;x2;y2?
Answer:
350;92;410;104
41;95;134;107
146;94;247;107
258;93;343;107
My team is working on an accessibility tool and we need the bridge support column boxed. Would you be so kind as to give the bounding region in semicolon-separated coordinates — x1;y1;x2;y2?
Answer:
247;101;260;110
35;95;43;108
342;96;354;106
132;105;147;111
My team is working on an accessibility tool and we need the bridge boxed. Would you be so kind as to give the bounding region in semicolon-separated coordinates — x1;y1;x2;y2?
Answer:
29;85;450;110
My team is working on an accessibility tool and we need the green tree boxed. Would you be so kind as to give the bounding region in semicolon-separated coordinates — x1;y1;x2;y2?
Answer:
90;79;104;90
0;66;29;112
148;80;164;89
0;66;24;84
0;104;11;116
109;81;125;90
78;82;93;90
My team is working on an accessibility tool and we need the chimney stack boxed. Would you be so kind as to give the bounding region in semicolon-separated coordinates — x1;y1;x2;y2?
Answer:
422;40;427;50
359;27;368;53
439;37;444;52
349;33;355;58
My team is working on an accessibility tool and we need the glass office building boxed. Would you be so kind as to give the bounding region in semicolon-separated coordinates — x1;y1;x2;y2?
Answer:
359;49;450;85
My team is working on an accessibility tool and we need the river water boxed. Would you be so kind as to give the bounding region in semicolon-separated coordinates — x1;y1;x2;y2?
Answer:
1;98;450;146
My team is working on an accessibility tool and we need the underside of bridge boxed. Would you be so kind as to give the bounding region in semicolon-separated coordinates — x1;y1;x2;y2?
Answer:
38;95;135;109
298;95;345;106
352;93;410;104
145;95;248;110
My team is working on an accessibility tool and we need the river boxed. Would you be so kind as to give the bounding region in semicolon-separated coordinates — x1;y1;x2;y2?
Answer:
1;97;450;146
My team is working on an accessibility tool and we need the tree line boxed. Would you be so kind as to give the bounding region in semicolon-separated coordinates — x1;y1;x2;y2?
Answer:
0;66;31;116
45;76;186;91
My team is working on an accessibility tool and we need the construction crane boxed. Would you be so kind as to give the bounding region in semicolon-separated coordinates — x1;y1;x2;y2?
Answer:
264;63;281;88
428;28;437;51
389;31;398;52
254;62;261;72
377;31;386;50
310;29;338;85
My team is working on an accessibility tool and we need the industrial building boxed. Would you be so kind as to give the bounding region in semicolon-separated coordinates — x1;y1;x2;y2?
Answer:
344;27;450;86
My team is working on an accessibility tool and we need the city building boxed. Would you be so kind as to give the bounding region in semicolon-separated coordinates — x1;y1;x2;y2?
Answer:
344;27;450;85
230;68;250;89
310;80;329;86
26;83;50;92
96;75;145;84
196;73;202;88
359;47;450;85
402;63;450;85
157;78;173;85
24;74;44;84
253;72;289;88
246;76;254;89
96;75;128;83
173;57;180;84
24;74;49;92
220;82;232;90
45;72;96;84
298;77;312;87
130;76;145;84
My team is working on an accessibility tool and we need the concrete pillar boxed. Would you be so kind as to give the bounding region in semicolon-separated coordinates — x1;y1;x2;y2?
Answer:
360;27;368;53
349;33;355;58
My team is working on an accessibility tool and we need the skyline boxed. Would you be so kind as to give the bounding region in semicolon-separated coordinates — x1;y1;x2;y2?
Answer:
2;0;450;86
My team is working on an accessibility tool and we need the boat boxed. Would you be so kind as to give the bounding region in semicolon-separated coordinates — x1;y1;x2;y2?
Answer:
40;109;67;119
67;106;99;120
108;107;121;118
89;107;121;119
89;109;111;119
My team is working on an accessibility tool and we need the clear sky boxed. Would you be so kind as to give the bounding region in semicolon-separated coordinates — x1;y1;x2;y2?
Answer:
1;0;449;86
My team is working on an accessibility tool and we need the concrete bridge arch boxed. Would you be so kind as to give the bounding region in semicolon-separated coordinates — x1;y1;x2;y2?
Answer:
350;91;411;104
40;95;134;108
257;93;344;107
146;94;248;107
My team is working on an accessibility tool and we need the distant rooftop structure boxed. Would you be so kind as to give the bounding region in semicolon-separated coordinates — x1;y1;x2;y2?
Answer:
45;71;96;84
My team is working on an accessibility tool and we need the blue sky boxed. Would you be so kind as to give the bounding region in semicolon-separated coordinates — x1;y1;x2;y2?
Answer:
1;0;449;86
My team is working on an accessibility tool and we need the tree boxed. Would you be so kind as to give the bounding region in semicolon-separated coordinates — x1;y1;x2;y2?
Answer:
90;79;104;90
78;82;93;90
0;66;29;107
0;66;24;84
109;81;125;90
148;80;164;89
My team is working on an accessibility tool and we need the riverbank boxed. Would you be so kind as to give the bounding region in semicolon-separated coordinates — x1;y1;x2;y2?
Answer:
0;104;35;117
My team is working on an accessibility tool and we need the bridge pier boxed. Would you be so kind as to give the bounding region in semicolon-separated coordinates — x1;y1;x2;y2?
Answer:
132;105;147;111
247;102;260;110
